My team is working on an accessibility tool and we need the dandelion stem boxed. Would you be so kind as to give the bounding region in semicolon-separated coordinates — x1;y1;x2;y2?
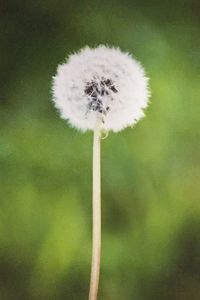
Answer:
89;127;101;300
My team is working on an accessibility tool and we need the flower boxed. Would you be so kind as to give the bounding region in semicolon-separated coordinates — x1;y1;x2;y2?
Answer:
52;45;150;132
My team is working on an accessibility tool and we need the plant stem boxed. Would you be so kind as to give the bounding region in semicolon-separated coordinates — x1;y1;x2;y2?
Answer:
89;127;101;300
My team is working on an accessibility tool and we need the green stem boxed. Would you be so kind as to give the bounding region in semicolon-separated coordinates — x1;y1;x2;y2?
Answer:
89;127;101;300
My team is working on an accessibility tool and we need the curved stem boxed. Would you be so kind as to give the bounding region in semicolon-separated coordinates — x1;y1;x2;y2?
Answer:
89;128;101;300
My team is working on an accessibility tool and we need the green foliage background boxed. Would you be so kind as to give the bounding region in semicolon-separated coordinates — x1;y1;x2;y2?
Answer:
0;1;200;299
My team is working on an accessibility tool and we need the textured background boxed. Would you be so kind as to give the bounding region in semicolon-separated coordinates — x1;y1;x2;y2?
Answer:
0;1;200;299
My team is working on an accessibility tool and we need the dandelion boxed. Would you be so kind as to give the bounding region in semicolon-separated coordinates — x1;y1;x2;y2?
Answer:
52;45;150;300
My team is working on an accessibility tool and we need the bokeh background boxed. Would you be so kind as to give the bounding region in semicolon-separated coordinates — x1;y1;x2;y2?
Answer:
0;1;200;299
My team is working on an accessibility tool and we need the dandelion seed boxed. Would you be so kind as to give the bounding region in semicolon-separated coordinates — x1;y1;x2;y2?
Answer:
52;45;150;132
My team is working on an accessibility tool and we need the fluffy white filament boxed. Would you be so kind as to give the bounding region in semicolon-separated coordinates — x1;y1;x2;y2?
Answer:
52;45;150;132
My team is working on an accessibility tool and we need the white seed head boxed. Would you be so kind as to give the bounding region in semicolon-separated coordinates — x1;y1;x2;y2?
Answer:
52;45;150;132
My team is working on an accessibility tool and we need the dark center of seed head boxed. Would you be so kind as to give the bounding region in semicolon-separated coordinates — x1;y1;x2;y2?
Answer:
84;78;118;115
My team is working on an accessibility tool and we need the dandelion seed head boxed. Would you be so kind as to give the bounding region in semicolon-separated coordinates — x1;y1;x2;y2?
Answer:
52;45;150;132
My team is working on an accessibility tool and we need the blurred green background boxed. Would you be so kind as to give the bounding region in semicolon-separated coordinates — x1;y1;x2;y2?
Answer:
0;1;200;299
